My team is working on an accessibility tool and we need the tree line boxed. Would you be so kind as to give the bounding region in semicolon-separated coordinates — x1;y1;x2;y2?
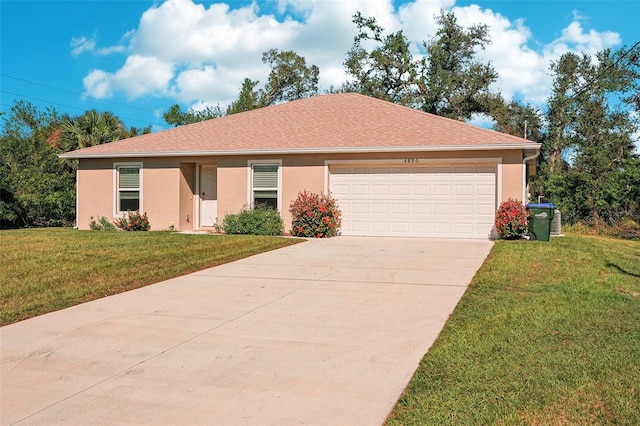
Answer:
1;11;639;229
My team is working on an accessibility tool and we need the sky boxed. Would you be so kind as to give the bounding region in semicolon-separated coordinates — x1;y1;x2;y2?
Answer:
1;0;639;133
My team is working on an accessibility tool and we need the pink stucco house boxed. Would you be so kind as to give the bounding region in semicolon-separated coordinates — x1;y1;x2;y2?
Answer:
60;93;540;239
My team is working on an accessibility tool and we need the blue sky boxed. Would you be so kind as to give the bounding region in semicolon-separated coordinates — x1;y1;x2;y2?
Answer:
1;0;638;131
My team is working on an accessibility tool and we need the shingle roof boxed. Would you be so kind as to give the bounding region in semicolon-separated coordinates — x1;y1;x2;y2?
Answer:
60;93;538;159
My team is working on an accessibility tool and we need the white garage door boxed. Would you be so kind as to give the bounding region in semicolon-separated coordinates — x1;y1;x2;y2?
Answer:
330;163;496;239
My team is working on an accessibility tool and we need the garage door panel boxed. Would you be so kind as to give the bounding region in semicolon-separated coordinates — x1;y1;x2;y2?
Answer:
330;163;496;239
455;223;474;234
434;204;452;215
412;222;430;233
477;203;496;216
434;185;453;196
351;203;370;214
372;203;390;214
455;204;474;215
412;203;430;214
392;203;410;214
372;185;389;196
371;221;391;232
392;185;410;196
352;185;369;196
331;184;350;196
456;185;473;196
412;184;430;196
477;184;495;196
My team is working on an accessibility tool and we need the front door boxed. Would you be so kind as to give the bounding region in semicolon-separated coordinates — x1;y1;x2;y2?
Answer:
199;165;217;227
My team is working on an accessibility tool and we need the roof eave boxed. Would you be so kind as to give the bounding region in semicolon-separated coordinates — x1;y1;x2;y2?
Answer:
59;143;540;159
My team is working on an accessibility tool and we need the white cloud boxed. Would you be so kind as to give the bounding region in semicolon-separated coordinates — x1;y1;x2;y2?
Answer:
70;36;96;57
77;0;625;111
84;55;174;100
70;34;128;57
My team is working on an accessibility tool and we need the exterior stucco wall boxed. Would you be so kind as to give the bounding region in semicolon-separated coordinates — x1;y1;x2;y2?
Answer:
216;158;248;225
77;159;114;230
179;163;195;230
76;158;192;231
76;148;528;233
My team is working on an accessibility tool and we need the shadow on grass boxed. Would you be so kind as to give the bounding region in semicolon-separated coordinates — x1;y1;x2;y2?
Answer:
606;262;640;278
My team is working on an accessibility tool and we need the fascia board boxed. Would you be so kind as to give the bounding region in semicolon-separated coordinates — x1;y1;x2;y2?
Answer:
59;143;541;159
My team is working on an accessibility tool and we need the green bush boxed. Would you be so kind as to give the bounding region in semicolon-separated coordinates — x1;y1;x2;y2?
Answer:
221;205;283;236
89;216;116;231
289;190;341;238
114;211;150;231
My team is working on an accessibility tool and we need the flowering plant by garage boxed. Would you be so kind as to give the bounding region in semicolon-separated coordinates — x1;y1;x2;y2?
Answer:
289;190;341;238
495;199;528;239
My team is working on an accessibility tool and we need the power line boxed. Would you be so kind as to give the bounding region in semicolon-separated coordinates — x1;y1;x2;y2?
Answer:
0;90;163;127
1;73;156;114
568;40;640;101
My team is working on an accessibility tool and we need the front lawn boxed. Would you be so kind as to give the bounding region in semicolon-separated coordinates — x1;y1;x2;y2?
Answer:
0;228;300;325
387;234;640;424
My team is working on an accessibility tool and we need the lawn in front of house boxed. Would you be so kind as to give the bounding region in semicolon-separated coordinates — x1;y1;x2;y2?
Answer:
387;234;640;425
0;228;301;325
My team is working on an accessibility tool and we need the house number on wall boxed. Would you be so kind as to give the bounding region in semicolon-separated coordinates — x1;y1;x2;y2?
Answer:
404;158;419;163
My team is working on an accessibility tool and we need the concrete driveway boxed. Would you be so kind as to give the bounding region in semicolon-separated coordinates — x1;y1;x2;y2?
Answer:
1;237;492;425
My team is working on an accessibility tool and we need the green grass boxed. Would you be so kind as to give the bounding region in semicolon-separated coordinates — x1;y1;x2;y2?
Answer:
0;228;301;325
387;234;640;425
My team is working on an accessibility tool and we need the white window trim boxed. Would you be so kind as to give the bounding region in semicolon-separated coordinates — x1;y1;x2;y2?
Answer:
113;162;143;216
247;160;282;211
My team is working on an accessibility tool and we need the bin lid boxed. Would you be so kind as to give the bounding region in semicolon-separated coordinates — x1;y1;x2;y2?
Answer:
526;203;556;209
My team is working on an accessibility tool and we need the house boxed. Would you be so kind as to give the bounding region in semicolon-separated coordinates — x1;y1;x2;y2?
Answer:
60;93;540;239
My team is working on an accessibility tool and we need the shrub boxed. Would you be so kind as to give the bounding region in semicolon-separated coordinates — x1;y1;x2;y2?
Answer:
114;210;150;231
610;218;640;240
89;216;116;231
289;190;341;238
495;199;528;240
221;205;284;236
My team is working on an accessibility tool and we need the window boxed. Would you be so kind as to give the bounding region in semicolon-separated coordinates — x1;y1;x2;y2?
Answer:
250;162;280;210
115;163;141;213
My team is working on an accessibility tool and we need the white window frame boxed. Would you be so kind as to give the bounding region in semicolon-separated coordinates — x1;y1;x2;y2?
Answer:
113;162;143;216
247;160;282;211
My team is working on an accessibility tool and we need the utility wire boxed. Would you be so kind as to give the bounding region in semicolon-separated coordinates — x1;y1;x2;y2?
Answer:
0;73;156;113
568;40;640;101
0;89;162;127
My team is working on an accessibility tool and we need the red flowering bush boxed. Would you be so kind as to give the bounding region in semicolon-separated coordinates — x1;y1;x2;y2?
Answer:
289;190;341;238
495;199;528;239
114;210;150;231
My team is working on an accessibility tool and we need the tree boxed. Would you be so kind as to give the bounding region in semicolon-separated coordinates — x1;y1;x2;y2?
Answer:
164;49;319;126
343;11;499;119
532;46;640;224
417;11;498;120
58;110;128;151
489;98;544;142
125;125;152;137
343;12;417;105
163;104;225;127
259;48;319;107
226;78;261;115
0;101;75;227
